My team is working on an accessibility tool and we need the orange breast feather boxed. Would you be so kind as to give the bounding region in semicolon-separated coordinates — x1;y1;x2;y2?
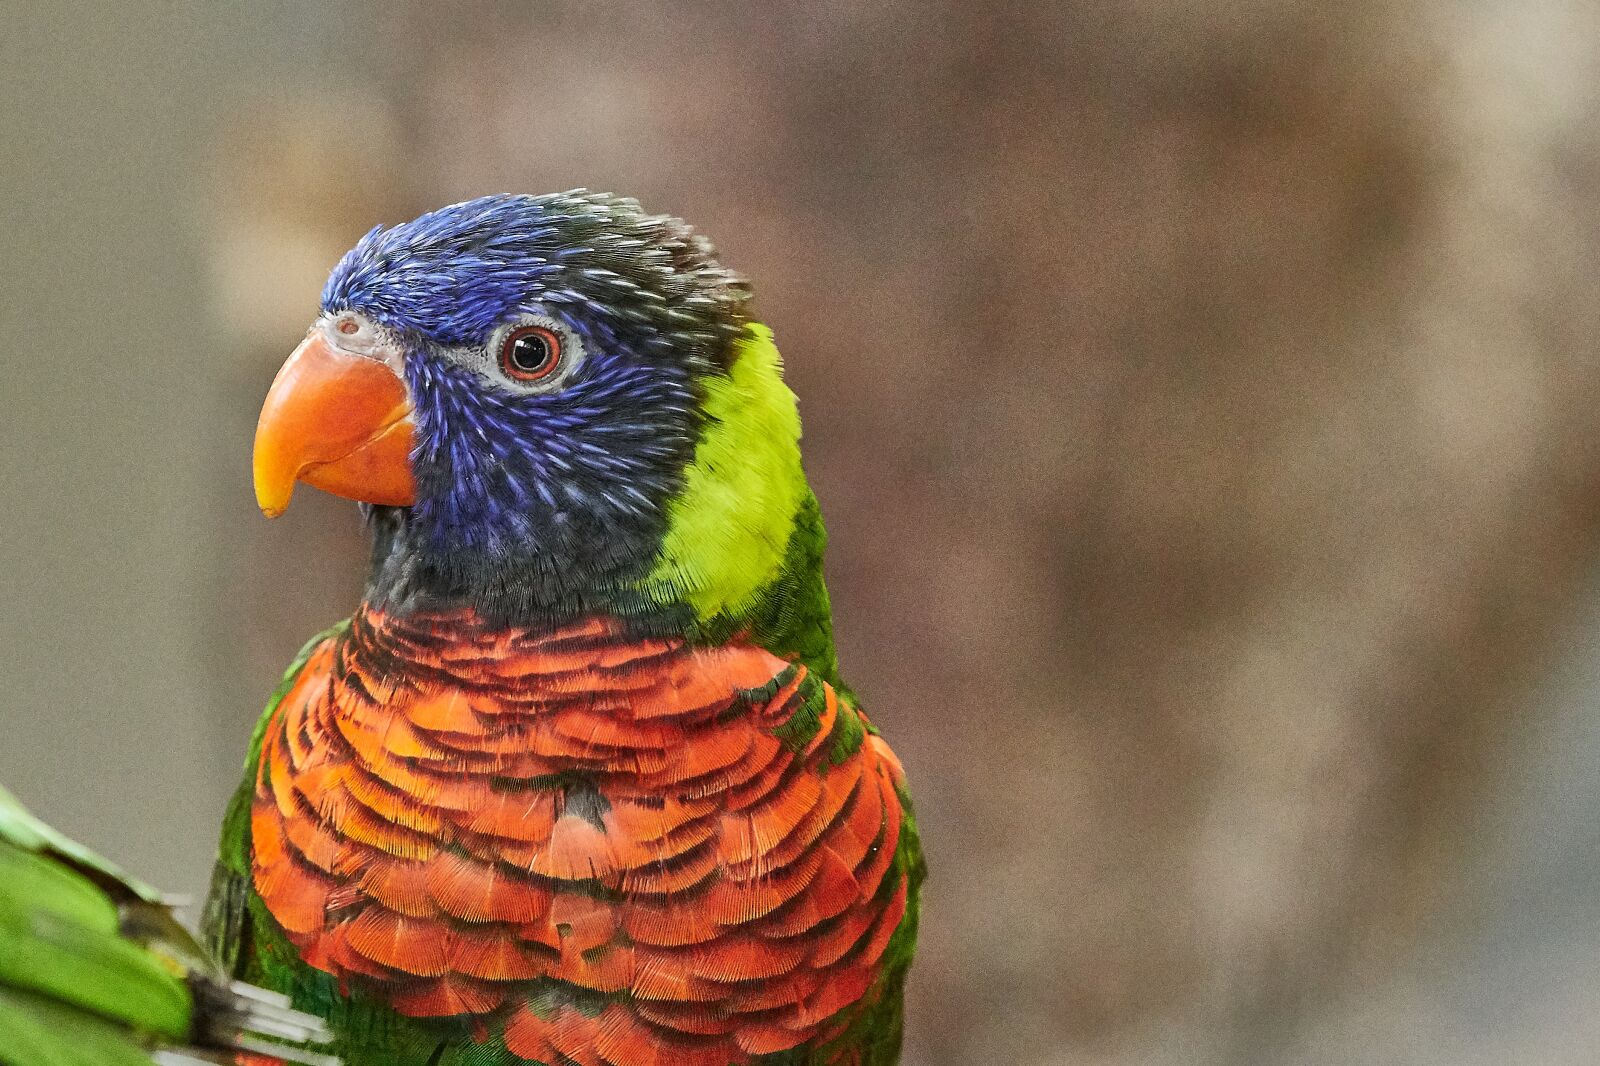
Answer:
251;609;909;1064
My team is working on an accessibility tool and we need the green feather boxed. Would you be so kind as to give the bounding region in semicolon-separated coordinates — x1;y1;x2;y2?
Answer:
661;327;853;693
725;490;851;694
640;323;809;623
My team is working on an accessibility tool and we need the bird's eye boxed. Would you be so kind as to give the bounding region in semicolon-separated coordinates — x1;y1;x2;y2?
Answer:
500;325;563;382
481;316;582;392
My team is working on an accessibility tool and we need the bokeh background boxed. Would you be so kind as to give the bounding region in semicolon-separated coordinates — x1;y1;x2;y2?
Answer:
5;2;1600;1063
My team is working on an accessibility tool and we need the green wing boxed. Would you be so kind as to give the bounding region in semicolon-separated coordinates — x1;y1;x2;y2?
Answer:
0;782;337;1066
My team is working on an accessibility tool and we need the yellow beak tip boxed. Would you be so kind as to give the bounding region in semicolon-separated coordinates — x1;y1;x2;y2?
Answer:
254;474;294;519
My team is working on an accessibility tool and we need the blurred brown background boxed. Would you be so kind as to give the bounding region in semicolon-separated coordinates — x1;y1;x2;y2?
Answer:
5;2;1600;1063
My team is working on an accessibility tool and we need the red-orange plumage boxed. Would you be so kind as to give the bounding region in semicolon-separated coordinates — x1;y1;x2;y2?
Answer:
250;608;910;1063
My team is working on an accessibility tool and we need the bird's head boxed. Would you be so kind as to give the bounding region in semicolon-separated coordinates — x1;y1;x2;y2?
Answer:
254;192;813;627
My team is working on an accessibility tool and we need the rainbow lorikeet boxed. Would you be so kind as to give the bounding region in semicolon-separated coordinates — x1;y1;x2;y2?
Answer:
204;192;925;1066
0;783;335;1066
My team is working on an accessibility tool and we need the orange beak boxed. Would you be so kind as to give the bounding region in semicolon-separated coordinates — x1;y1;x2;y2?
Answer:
252;327;418;517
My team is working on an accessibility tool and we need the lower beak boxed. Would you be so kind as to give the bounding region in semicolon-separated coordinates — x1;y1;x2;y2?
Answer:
252;328;417;517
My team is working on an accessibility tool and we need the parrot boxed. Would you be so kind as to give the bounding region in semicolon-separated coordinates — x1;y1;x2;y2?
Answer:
203;191;925;1066
0;782;337;1066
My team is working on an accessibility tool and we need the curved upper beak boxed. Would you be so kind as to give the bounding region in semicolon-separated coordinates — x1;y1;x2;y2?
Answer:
252;326;417;517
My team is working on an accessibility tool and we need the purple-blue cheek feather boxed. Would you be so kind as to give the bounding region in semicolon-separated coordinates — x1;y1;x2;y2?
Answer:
401;349;696;564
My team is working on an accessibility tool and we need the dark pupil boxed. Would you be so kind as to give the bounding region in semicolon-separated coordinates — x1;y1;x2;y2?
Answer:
510;333;553;374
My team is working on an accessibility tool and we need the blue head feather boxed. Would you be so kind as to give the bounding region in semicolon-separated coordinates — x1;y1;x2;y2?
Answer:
320;192;751;621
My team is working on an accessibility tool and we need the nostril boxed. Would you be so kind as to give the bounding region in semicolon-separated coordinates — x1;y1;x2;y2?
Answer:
338;317;361;336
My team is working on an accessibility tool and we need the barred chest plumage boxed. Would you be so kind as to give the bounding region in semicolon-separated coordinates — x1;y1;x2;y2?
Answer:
249;607;912;1065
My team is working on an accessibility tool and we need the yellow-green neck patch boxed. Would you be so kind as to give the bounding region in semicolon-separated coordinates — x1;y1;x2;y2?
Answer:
639;323;807;622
